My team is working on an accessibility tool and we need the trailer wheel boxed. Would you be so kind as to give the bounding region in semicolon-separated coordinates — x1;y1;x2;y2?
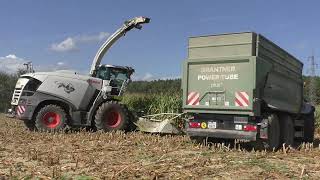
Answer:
261;114;281;150
35;105;67;131
303;113;315;143
279;114;294;147
94;101;130;132
190;136;206;144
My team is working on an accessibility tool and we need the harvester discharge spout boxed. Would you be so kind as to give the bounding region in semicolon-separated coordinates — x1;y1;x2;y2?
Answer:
89;16;150;76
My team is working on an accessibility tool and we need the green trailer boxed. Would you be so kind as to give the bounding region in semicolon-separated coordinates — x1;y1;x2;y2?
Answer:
183;32;315;149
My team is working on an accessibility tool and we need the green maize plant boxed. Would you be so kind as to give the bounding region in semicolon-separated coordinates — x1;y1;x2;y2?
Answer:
122;93;182;115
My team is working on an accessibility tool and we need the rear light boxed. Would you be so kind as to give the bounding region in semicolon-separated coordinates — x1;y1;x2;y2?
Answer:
243;125;257;132
189;122;201;128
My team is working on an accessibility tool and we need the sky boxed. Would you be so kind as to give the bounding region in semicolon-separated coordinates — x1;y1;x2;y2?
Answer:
0;0;319;80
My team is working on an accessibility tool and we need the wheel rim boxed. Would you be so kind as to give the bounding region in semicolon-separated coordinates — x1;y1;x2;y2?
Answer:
105;110;122;128
42;112;61;128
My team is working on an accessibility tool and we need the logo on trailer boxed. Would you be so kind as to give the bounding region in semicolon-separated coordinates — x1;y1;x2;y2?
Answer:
16;105;25;116
235;92;249;107
187;92;200;105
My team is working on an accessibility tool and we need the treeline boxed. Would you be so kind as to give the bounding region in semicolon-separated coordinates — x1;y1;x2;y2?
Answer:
127;79;181;94
0;72;19;112
303;76;320;103
0;69;319;113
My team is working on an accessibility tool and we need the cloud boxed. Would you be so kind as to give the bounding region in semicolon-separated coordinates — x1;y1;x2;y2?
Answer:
50;38;77;52
132;73;180;81
76;32;109;42
5;54;18;59
34;61;73;72
57;61;65;66
50;32;109;52
0;54;80;74
159;75;181;80
132;72;154;81
141;72;154;81
0;54;27;73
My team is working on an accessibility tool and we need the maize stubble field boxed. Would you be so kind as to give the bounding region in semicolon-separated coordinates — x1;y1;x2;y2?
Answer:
0;114;320;179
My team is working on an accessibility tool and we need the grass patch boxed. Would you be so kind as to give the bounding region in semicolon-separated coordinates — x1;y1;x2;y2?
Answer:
243;158;289;174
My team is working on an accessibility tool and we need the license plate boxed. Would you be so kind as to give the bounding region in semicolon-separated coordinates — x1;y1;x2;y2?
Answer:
208;121;217;129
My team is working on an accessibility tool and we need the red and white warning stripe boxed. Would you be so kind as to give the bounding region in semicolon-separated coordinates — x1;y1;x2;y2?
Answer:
235;92;249;107
187;92;200;105
16;105;26;116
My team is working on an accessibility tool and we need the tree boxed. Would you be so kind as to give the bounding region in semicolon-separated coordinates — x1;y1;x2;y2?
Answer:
0;72;18;112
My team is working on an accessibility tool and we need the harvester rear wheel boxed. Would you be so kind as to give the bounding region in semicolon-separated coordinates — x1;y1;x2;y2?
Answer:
35;105;67;132
94;101;130;132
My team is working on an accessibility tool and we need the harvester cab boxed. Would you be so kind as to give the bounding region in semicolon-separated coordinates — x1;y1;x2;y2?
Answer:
89;16;149;98
94;65;134;96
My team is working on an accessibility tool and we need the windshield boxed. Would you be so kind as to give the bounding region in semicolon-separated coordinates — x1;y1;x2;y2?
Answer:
96;67;129;81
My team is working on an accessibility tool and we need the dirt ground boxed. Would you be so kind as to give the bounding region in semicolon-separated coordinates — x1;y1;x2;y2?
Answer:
0;114;320;179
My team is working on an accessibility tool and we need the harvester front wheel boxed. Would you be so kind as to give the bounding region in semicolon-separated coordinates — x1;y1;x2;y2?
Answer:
23;119;36;131
35;105;67;132
94;101;130;132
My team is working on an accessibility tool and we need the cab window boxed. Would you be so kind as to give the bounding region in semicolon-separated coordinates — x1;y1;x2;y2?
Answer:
96;67;109;80
96;67;129;81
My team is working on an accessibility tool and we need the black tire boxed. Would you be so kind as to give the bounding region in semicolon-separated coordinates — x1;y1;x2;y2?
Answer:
35;105;67;132
262;114;281;150
209;138;233;144
94;101;130;132
279;114;294;147
190;136;207;144
303;113;315;143
127;110;137;131
23;119;36;131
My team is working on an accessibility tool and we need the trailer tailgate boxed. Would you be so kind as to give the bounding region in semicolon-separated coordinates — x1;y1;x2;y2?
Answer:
183;57;255;115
